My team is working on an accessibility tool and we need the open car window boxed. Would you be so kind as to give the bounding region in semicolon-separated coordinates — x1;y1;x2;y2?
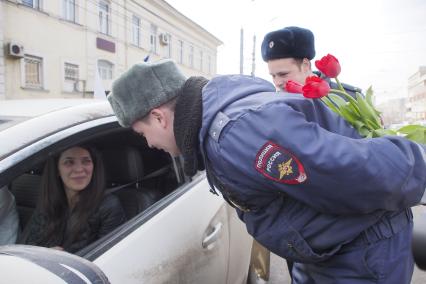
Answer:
6;121;190;257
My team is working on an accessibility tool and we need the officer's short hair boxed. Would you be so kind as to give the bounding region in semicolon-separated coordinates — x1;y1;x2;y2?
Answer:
261;26;315;62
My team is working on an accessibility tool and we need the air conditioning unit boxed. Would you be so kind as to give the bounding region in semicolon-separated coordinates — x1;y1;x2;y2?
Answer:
6;42;24;58
159;33;169;46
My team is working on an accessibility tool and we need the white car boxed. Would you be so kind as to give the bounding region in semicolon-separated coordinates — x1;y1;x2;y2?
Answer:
0;99;260;283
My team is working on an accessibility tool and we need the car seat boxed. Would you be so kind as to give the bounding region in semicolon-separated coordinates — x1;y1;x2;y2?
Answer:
9;173;42;230
101;146;162;220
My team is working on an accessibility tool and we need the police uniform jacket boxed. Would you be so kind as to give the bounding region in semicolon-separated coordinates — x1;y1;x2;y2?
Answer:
199;74;426;263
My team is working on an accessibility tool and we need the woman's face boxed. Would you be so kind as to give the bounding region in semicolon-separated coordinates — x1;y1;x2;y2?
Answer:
58;147;94;194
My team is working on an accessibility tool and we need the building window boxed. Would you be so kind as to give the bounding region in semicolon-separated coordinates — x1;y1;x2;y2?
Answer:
24;55;43;89
98;60;113;80
99;0;111;35
22;0;40;9
132;15;141;47
178;40;183;64
189;45;194;67
64;63;79;81
199;50;203;71
150;24;157;53
164;34;172;58
63;0;76;22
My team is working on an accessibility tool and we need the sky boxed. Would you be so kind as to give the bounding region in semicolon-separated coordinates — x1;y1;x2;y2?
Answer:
165;0;426;104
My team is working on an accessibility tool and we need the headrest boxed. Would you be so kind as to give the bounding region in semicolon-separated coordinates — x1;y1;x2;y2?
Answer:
102;146;144;186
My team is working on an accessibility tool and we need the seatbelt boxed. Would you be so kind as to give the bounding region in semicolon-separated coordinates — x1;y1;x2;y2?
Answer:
105;164;171;195
104;182;135;195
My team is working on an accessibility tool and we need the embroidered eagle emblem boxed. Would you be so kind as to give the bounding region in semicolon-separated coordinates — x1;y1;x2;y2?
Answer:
278;158;293;179
255;141;307;185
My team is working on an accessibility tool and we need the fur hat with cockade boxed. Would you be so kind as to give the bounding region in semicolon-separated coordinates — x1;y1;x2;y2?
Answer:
261;26;315;61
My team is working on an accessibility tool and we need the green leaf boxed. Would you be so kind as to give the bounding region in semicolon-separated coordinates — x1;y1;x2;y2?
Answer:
403;129;426;144
353;120;365;130
328;94;347;108
363;88;381;116
329;89;361;116
356;93;382;128
321;97;341;115
365;87;374;107
339;105;360;124
359;127;372;137
397;125;426;134
372;128;398;137
364;119;379;131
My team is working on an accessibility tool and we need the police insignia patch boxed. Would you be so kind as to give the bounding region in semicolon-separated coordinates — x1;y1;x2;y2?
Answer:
254;141;307;184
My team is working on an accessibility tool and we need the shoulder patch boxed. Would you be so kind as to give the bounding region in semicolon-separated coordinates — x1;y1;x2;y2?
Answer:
254;141;307;184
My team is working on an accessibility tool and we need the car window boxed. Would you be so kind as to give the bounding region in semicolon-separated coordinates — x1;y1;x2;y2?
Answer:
6;124;187;255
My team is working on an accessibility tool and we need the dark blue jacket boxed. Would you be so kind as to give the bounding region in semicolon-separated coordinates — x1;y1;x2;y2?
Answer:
199;75;426;263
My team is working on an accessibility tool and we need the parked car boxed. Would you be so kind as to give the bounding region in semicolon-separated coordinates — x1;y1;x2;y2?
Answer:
0;99;256;283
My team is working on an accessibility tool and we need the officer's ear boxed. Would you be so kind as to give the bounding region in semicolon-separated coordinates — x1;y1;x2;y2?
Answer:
301;58;312;74
150;107;174;129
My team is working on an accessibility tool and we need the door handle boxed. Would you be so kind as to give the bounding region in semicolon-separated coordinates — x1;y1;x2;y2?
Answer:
202;222;223;248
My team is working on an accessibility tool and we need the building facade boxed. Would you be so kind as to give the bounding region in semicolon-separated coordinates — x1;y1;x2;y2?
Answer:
0;0;222;99
406;66;426;123
376;98;407;127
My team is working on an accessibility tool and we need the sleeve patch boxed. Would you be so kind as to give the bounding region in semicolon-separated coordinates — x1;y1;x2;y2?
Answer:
254;141;307;184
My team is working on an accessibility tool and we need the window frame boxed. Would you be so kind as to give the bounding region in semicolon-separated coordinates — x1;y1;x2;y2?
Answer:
177;40;184;64
21;54;44;90
62;0;77;23
164;34;172;58
64;62;79;82
98;0;111;36
150;24;157;54
131;15;141;47
188;45;194;68
199;50;203;72
97;59;114;80
21;0;41;10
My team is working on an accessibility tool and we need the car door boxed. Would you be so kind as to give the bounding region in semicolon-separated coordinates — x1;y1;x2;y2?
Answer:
91;175;231;284
0;107;251;283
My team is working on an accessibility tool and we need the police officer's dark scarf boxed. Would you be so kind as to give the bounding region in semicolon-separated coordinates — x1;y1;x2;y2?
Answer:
174;76;209;176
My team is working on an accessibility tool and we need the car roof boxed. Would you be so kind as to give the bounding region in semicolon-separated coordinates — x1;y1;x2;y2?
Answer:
0;99;116;160
0;98;109;118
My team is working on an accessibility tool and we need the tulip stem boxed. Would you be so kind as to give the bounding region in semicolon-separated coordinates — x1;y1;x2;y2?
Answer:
329;89;361;116
335;77;345;92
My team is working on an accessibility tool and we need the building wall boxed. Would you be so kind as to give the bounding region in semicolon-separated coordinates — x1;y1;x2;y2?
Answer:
376;98;407;126
407;66;426;122
1;0;222;99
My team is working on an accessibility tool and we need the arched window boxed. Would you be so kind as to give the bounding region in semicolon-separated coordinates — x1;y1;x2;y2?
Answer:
97;60;114;80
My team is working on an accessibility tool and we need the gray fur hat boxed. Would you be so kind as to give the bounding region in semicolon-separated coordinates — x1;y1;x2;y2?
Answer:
107;59;186;127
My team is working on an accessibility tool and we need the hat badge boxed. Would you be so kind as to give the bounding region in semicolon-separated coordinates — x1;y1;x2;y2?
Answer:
269;41;274;48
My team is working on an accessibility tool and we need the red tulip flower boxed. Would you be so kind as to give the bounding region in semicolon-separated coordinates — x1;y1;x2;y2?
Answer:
285;80;304;93
315;54;341;78
302;76;330;98
296;53;425;143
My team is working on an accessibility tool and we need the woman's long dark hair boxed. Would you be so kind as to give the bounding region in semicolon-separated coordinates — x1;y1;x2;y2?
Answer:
37;145;105;248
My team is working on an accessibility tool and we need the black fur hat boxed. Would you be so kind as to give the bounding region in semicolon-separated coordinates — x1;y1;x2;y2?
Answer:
261;26;315;61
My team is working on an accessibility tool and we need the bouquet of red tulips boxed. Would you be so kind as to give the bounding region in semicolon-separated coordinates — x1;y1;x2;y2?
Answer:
285;54;426;144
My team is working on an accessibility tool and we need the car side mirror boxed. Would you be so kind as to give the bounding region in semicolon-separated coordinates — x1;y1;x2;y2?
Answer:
0;245;110;283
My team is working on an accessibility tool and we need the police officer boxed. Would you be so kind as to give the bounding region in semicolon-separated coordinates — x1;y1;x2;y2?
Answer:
261;26;361;96
260;26;362;276
107;59;426;283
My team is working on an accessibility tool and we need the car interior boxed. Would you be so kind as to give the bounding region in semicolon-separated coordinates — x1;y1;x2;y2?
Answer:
6;124;186;251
